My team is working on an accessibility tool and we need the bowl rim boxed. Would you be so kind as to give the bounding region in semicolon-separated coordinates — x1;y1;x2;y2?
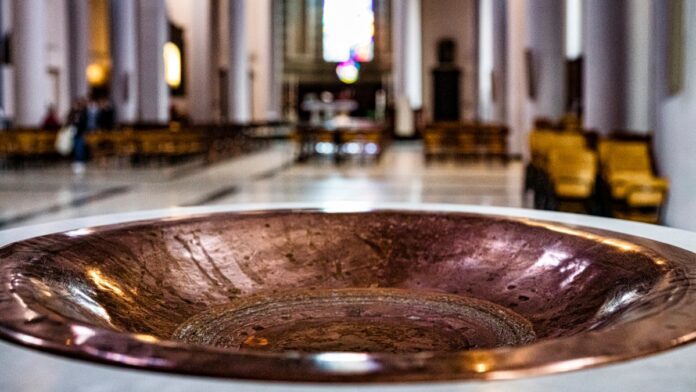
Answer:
1;203;696;383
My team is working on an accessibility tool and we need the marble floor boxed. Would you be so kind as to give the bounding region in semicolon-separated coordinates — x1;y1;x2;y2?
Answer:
0;141;528;229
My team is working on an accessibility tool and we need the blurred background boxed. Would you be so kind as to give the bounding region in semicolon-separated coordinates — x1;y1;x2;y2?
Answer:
0;0;692;231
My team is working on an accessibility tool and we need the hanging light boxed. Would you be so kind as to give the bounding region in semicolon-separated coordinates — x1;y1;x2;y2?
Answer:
163;42;182;88
336;60;360;84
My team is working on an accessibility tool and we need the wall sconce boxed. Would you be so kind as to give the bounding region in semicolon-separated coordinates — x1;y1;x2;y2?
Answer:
86;63;107;86
163;42;182;89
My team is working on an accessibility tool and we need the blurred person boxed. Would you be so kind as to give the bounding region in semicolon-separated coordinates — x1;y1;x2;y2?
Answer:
0;106;6;130
41;105;61;130
67;98;88;175
97;99;115;130
85;99;99;131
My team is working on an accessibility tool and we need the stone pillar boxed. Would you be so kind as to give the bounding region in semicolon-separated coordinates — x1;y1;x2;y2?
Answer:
625;0;654;131
268;0;283;120
189;0;213;124
505;0;528;156
392;0;422;136
0;0;4;111
227;0;250;123
583;0;627;134
68;0;89;101
648;1;691;229
247;0;280;121
478;0;506;122
526;0;565;119
137;0;169;123
12;0;47;127
110;0;139;124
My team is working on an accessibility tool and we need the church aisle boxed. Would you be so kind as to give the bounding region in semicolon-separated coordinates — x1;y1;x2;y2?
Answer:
0;142;525;229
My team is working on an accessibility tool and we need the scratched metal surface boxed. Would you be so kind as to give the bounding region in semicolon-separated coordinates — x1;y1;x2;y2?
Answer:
0;204;695;390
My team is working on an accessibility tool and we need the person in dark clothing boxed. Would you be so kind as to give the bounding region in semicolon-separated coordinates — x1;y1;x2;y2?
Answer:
67;98;88;174
97;99;116;130
42;105;61;130
85;100;99;131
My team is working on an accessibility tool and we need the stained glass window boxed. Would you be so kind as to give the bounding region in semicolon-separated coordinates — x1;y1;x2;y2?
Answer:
322;0;374;63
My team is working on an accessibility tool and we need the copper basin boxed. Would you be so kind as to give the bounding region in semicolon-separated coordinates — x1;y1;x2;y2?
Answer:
1;209;695;382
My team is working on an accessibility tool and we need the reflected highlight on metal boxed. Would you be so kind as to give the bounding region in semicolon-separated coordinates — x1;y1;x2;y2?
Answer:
0;208;695;382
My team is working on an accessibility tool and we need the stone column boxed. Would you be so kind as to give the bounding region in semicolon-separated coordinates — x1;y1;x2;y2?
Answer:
526;0;565;120
110;0;139;124
0;0;4;111
189;0;213;124
583;0;627;134
227;0;250;123
652;0;696;230
268;0;283;120
392;0;422;136
12;0;47;127
247;0;281;121
505;0;528;156
478;0;506;122
625;0;654;131
137;0;169;123
67;0;89;101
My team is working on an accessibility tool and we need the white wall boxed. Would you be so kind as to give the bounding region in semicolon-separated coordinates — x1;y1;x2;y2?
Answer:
654;0;696;231
421;0;477;122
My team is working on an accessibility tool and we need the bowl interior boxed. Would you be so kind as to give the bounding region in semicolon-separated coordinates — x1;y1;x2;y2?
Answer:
0;210;693;381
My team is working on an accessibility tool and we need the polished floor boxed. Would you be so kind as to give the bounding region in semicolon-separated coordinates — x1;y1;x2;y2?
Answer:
0;141;527;229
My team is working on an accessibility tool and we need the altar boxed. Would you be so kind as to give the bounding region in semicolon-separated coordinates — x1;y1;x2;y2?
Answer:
294;118;388;164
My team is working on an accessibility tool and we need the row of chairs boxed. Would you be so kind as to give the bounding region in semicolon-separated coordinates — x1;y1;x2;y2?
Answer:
0;128;56;157
527;126;668;223
0;124;269;169
598;137;669;223
0;128;205;168
0;129;61;168
527;130;596;213
86;128;206;166
423;122;508;162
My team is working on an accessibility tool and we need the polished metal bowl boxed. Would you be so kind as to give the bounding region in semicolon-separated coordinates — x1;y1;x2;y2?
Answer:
1;209;695;382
